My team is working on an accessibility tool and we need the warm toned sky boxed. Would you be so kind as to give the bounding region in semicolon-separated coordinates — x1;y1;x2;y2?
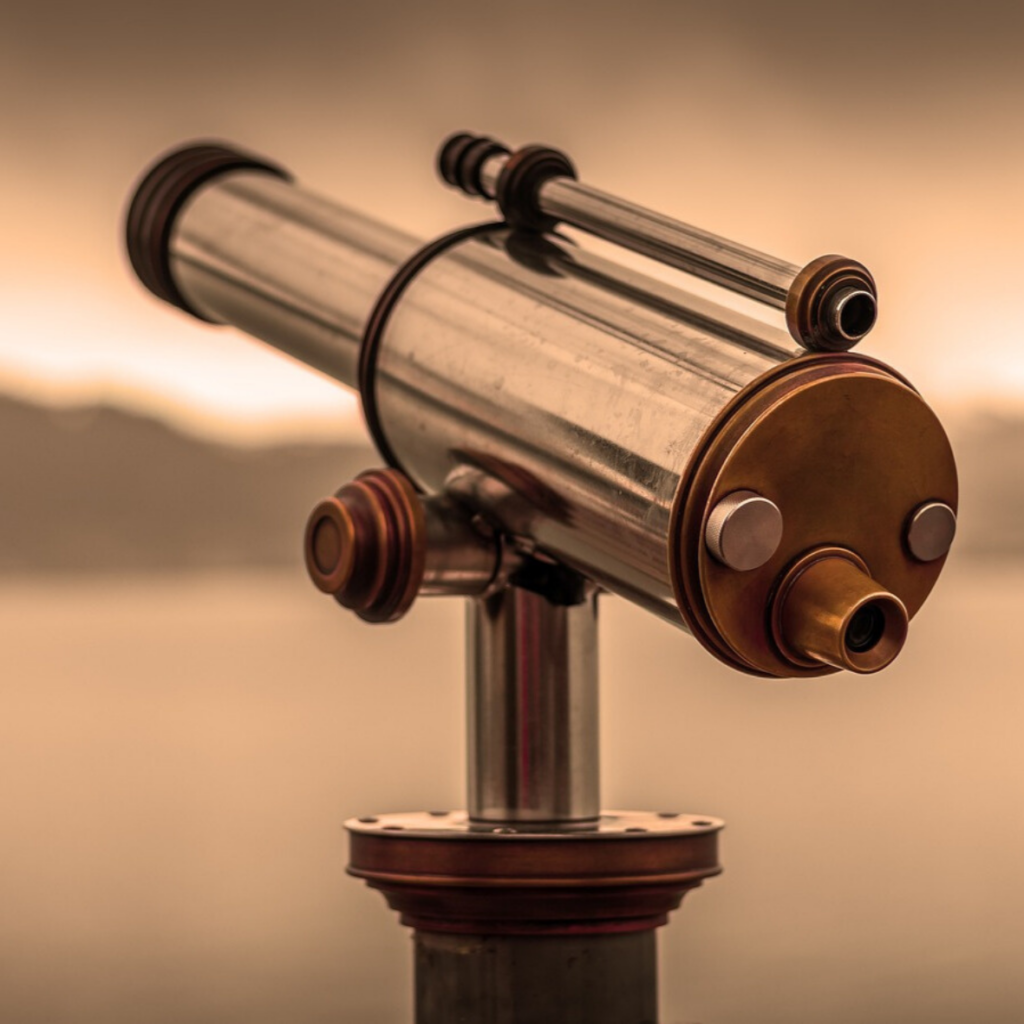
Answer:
2;1;1023;441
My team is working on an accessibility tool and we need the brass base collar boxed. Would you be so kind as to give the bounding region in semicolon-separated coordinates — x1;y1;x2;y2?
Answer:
347;810;723;936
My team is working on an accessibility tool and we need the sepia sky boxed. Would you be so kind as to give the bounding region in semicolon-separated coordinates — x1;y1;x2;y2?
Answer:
1;0;1023;441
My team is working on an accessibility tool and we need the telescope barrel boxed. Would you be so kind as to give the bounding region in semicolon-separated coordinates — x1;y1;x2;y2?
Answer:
129;144;420;391
479;153;800;307
441;133;878;353
126;141;957;678
537;176;799;305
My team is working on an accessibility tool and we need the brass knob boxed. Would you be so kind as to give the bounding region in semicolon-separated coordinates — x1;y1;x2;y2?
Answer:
304;469;426;623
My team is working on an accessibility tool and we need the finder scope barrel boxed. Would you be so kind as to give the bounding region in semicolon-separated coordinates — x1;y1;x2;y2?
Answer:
438;132;878;352
125;139;957;678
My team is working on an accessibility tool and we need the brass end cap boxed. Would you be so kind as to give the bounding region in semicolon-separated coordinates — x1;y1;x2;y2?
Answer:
772;549;909;674
786;255;877;352
669;353;957;678
303;468;426;623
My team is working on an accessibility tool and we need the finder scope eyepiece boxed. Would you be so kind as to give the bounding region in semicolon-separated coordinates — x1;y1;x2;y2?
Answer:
125;135;957;678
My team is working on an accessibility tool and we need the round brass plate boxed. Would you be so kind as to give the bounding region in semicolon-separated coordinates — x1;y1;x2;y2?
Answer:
346;810;723;935
671;354;958;678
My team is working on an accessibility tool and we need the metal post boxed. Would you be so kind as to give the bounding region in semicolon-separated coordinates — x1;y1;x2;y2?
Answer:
408;584;662;1024
466;586;600;826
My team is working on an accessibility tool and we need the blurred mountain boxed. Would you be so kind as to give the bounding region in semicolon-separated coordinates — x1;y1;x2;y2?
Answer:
0;395;374;573
0;394;1013;572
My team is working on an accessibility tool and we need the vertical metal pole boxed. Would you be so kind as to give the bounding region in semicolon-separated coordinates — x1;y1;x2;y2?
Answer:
412;584;659;1024
466;586;600;826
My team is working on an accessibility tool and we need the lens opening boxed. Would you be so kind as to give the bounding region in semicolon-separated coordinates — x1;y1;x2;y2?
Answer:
845;602;885;653
837;290;877;339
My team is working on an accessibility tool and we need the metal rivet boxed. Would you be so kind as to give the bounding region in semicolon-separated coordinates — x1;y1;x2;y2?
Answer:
705;490;784;571
906;501;957;562
382;825;404;831
657;812;680;818
357;816;379;824
692;819;713;827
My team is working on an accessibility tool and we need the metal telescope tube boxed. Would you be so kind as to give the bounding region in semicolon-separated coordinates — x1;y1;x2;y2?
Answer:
159;163;787;623
126;143;958;679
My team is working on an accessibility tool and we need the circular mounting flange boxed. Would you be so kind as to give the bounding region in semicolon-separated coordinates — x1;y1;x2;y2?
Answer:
346;810;723;936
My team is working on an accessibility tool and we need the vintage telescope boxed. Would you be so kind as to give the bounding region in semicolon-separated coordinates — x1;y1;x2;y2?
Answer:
125;133;958;1023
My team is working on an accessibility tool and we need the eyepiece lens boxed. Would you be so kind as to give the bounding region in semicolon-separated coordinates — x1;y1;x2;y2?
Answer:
845;603;886;653
838;291;877;339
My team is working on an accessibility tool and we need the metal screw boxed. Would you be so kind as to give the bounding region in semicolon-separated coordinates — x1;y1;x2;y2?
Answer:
906;501;957;562
705;490;784;571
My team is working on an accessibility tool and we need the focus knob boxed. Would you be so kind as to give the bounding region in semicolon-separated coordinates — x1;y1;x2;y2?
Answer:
304;469;426;623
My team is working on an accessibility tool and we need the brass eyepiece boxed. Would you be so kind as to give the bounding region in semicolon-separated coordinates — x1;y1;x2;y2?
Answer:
773;549;909;674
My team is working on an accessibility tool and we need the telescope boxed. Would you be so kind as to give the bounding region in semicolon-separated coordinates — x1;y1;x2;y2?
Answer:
125;133;958;1024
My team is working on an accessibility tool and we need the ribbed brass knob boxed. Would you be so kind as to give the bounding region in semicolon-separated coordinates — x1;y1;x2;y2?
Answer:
304;469;426;623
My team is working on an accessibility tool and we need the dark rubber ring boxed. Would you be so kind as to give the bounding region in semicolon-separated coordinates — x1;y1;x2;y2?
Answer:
496;145;577;232
437;133;478;189
125;141;290;320
358;221;507;474
456;138;511;196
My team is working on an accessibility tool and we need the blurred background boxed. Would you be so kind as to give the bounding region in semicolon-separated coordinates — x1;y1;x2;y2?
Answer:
1;2;1022;1021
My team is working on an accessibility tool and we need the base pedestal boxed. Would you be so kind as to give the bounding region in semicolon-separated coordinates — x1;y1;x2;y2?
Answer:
415;930;657;1024
348;809;723;1023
